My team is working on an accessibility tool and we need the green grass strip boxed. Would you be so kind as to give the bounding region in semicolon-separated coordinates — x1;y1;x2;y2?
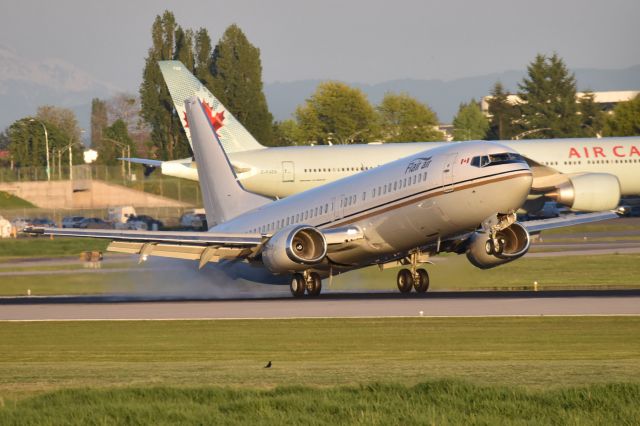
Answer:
0;381;638;425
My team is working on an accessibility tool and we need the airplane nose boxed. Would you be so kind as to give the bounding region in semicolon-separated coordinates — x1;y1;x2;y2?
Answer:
508;172;533;212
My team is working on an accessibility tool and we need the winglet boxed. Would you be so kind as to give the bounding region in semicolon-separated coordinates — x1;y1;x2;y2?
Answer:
159;60;266;154
185;97;271;227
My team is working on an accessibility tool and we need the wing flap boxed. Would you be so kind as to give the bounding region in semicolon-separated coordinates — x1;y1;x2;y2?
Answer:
522;211;619;233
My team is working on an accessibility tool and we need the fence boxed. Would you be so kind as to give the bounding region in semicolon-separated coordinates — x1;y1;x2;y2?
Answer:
0;206;194;228
0;163;202;206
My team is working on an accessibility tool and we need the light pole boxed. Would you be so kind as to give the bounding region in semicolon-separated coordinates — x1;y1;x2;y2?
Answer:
102;138;131;180
58;140;79;180
28;119;50;181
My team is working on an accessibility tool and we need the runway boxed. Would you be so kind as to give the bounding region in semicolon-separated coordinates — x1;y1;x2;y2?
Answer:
2;290;639;321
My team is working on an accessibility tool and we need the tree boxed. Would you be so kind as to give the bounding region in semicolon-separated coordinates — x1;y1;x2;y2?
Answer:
452;100;489;141
36;105;82;143
174;28;195;71
578;91;605;137
518;53;580;138
295;81;379;144
91;98;108;149
100;119;136;165
139;10;192;160
7;117;82;170
211;24;273;144
271;120;302;146
486;82;520;140
194;28;215;90
603;94;640;136
377;92;444;142
0;129;10;151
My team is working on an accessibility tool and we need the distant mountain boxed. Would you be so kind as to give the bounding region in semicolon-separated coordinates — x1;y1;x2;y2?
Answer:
0;46;120;136
265;65;640;123
1;45;638;135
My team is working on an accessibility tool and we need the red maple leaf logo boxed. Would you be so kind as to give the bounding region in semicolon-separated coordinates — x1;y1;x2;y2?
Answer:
182;100;225;137
201;100;225;137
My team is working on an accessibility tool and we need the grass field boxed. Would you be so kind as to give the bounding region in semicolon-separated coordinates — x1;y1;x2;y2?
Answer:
0;191;34;209
0;317;639;424
331;253;640;291
0;237;109;259
1;382;637;425
0;253;639;296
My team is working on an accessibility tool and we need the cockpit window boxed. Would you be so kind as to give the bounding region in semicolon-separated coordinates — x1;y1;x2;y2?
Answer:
470;152;525;168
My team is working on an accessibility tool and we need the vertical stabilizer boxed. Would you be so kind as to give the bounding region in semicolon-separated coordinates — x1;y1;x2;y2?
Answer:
185;97;271;227
159;60;266;154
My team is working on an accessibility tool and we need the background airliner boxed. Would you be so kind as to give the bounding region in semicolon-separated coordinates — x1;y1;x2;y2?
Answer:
31;97;617;297
125;61;638;215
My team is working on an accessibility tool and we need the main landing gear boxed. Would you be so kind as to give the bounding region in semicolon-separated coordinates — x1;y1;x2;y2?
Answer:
396;250;430;294
290;271;322;297
396;268;430;293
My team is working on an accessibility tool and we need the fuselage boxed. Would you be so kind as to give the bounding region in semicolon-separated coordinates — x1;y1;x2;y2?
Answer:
213;141;532;270
169;137;640;198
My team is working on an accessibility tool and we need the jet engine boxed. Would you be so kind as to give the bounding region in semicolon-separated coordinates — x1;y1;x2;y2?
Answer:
546;173;620;212
466;222;530;269
262;225;327;273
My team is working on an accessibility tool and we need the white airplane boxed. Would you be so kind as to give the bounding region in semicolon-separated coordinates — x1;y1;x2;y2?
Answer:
122;60;639;215
31;97;617;297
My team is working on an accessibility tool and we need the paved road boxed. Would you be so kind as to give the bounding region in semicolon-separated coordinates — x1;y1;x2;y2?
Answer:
2;290;639;321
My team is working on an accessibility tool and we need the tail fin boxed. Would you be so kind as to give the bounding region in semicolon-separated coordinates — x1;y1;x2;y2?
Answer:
185;97;271;227
159;60;266;154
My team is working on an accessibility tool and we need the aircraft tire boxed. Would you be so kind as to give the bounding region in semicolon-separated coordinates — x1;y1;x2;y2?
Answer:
413;269;430;293
397;269;414;293
290;273;306;297
305;272;322;296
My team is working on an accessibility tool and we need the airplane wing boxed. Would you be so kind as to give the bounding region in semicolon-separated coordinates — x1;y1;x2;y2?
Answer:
521;211;619;233
26;227;265;268
118;157;164;168
25;226;364;269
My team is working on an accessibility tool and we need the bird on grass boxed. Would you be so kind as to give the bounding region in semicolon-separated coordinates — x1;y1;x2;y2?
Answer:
264;361;272;368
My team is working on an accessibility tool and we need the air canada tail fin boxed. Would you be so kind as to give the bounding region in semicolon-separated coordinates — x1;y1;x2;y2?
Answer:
159;60;266;154
185;97;271;227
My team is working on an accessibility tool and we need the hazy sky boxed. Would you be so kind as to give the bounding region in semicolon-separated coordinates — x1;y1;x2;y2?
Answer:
2;0;639;92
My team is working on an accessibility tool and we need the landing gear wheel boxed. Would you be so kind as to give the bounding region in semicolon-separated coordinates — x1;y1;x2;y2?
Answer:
290;273;306;298
305;272;322;296
413;268;430;293
485;238;505;256
397;269;414;293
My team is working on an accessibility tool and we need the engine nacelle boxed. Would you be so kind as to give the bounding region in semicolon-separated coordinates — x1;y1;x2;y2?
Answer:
466;222;530;269
546;173;620;212
262;225;327;274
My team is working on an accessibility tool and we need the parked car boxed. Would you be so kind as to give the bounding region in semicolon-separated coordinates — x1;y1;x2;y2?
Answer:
180;211;207;230
126;215;163;231
77;217;112;229
62;216;86;228
30;218;56;228
180;209;206;229
11;217;32;232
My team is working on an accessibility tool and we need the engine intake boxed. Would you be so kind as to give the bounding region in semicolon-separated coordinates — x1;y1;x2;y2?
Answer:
262;225;327;273
466;222;530;269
